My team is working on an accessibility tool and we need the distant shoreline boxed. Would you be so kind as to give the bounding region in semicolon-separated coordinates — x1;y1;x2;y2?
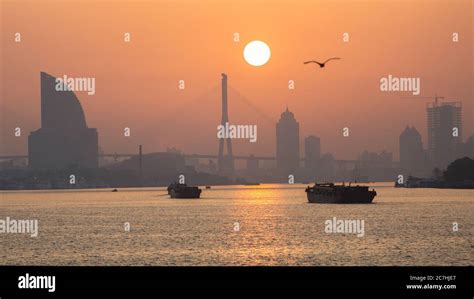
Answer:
3;181;471;192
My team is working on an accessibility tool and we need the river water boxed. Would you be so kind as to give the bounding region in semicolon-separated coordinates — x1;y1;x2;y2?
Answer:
0;183;472;265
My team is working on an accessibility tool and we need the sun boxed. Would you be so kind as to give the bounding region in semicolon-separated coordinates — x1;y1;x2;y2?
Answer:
243;40;271;67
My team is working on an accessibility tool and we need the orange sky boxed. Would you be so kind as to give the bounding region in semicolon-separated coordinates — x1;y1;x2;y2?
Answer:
1;0;473;160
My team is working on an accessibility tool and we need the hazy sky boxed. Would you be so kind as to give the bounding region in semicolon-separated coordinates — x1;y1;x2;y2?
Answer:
1;0;473;160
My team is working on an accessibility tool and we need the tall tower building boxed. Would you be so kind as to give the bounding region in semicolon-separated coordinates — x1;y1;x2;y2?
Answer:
217;73;234;174
427;101;462;169
276;108;299;174
304;135;320;169
28;72;98;169
399;126;424;175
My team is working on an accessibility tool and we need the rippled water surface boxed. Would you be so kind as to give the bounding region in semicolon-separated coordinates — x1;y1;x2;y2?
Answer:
0;183;472;265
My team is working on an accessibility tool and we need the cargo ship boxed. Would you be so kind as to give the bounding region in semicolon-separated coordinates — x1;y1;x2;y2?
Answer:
305;182;376;204
167;183;202;199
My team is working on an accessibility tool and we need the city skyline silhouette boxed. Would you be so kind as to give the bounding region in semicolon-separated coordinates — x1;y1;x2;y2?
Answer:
0;71;471;187
1;0;472;162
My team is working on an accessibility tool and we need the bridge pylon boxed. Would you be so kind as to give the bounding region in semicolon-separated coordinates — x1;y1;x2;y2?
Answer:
217;73;234;175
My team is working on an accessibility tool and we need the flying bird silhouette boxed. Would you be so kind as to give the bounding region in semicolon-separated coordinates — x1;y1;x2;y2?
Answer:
304;57;341;68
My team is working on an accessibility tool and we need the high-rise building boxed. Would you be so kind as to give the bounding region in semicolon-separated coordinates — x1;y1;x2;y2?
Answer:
427;101;462;169
28;72;98;169
399;126;424;174
304;135;320;169
276;108;299;174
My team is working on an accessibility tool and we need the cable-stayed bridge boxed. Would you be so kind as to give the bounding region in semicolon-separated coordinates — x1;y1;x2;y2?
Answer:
0;73;400;171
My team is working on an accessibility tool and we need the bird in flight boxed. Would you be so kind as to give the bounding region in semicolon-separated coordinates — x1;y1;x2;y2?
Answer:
304;57;341;68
